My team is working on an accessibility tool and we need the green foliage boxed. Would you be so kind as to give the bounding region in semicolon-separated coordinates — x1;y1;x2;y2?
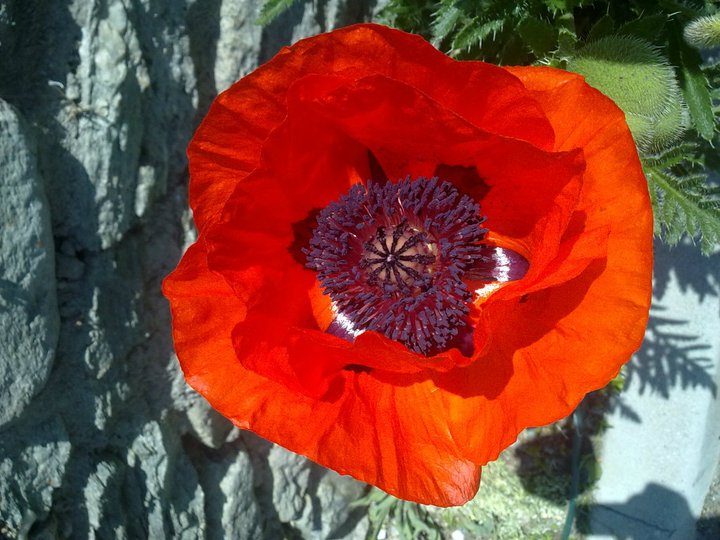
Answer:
616;13;668;43
354;489;444;540
439;457;569;538
643;144;720;255
381;0;545;63
256;0;297;25
518;16;558;57
452;18;506;53
670;24;716;141
431;3;464;45
678;55;715;142
379;0;436;37
586;14;615;42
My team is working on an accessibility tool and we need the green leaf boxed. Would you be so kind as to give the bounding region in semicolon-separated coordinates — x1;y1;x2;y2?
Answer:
586;14;615;43
543;0;578;13
672;29;716;141
518;16;557;57
451;18;504;52
657;0;701;20
617;14;668;43
555;12;577;59
644;164;720;254
357;490;443;540
499;31;531;65
257;0;296;25
376;0;436;35
643;143;703;169
431;3;463;46
542;0;566;10
451;17;479;51
542;0;588;12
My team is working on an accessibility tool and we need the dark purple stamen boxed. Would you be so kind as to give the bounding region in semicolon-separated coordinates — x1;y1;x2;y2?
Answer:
305;177;488;355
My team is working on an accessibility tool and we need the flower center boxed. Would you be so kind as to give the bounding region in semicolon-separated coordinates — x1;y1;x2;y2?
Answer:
305;177;488;355
359;219;437;292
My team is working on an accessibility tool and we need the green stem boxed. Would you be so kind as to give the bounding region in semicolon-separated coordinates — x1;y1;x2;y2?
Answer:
562;404;583;540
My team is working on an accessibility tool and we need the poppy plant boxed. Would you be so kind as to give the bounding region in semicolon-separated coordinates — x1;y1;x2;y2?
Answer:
163;23;653;506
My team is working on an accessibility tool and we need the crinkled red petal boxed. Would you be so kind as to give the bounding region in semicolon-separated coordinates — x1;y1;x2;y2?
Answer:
164;238;480;506
188;24;555;232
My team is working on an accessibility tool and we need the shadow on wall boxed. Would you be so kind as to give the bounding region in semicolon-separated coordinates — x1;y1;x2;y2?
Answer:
578;482;720;539
1;0;215;536
186;0;222;119
624;238;719;401
654;238;720;302
625;305;718;399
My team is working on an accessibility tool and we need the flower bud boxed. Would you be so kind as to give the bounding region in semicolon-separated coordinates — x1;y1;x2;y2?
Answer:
684;14;720;49
568;36;687;152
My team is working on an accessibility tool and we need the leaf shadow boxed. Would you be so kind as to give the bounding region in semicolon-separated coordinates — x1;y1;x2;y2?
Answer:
625;305;717;399
653;238;720;302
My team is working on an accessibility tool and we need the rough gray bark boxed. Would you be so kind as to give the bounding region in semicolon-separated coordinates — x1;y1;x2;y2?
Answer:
0;1;378;538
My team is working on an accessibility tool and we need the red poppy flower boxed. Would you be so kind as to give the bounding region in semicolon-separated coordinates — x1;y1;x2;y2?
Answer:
163;23;653;506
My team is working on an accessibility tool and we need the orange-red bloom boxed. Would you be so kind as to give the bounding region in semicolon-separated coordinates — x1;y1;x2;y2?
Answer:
163;23;653;506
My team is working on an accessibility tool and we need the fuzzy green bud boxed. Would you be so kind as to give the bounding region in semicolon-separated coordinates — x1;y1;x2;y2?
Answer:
567;36;687;152
684;14;720;49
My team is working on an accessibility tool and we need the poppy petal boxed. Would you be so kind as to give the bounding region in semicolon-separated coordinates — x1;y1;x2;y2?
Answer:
164;242;481;506
480;67;653;425
188;24;556;231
